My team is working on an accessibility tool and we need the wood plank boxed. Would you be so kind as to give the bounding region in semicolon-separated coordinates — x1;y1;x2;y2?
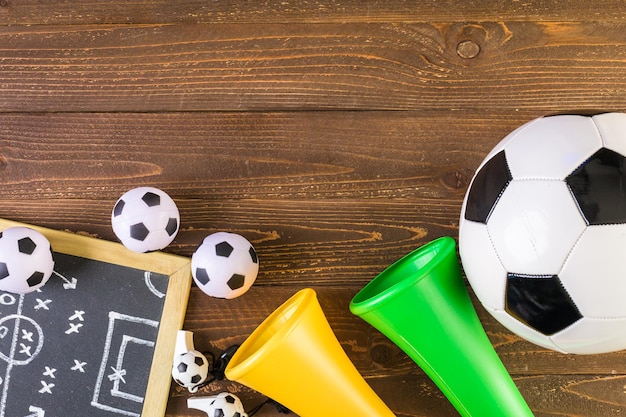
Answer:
3;1;626;25
2;1;624;415
2;22;626;112
169;286;626;416
1;111;623;415
167;374;626;417
0;110;520;285
0;197;462;287
182;286;626;376
0;110;522;201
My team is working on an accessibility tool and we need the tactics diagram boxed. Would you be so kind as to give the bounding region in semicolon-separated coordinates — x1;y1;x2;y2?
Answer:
0;253;169;417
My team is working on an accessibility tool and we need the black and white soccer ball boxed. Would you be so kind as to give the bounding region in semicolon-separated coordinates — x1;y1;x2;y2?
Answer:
172;350;210;393
0;227;55;294
191;232;259;299
111;187;180;252
459;113;626;354
203;392;248;417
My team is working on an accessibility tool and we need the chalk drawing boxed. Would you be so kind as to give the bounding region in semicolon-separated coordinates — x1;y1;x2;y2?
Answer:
91;312;159;417
144;272;165;299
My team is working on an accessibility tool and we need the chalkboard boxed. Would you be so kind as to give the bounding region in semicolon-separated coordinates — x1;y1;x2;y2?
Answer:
0;218;192;417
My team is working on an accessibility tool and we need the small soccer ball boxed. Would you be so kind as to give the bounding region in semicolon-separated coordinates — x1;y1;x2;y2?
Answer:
205;392;248;417
459;113;626;354
0;227;55;294
191;232;259;299
172;350;210;393
111;187;180;252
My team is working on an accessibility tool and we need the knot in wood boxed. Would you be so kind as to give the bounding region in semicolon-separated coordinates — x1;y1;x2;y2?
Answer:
442;169;471;190
370;343;394;365
456;40;481;59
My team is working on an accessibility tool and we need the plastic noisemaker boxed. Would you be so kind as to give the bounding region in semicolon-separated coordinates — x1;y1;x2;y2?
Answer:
224;288;395;417
350;236;534;417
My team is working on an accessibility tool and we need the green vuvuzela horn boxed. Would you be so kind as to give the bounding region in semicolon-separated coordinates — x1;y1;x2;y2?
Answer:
350;237;534;417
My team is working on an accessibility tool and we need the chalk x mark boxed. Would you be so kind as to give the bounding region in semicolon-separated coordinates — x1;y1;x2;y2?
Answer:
38;381;54;395
69;311;85;322
108;367;127;384
18;344;31;357
71;360;87;373
65;323;83;335
21;330;33;342
42;367;56;379
34;299;51;311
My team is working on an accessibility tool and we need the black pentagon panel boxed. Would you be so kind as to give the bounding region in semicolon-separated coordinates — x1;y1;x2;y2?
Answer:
0;263;8;280
215;410;225;417
195;268;210;285
141;192;161;207
225;395;236;404
464;150;512;223
194;356;205;367
249;246;258;264
227;274;245;290
177;363;188;373
566;147;626;225
130;223;150;241
166;218;178;236
234;413;241;417
18;237;37;255
190;374;202;384
215;241;234;257
27;272;45;287
506;274;582;335
113;200;126;217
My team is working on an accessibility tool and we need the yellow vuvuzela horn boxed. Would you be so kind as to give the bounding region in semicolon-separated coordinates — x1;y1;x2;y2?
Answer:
224;288;395;417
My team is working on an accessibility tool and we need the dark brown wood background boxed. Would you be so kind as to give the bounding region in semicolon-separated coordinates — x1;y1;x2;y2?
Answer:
2;1;626;416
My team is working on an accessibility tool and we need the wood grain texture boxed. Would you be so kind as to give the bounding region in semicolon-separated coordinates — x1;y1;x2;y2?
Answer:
2;22;626;112
3;1;626;25
0;111;624;415
2;2;626;415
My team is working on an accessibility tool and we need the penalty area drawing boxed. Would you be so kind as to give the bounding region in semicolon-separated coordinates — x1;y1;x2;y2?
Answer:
92;312;159;417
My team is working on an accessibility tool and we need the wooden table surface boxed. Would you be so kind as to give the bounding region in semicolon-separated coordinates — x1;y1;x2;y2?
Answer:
2;1;626;416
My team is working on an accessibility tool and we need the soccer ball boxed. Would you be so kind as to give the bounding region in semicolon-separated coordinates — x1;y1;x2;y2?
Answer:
204;392;248;417
191;232;259;299
172;350;210;393
459;113;626;354
0;227;55;294
111;187;180;252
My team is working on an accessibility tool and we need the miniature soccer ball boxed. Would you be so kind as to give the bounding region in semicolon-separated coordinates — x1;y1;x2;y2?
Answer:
111;187;180;252
459;113;626;354
172;350;210;393
204;392;248;417
191;232;259;299
0;227;55;294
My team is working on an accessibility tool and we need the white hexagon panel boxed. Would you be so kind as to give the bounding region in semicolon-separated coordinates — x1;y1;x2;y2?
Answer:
459;112;626;354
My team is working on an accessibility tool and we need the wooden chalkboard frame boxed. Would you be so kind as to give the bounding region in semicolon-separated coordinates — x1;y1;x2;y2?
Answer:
0;218;192;417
